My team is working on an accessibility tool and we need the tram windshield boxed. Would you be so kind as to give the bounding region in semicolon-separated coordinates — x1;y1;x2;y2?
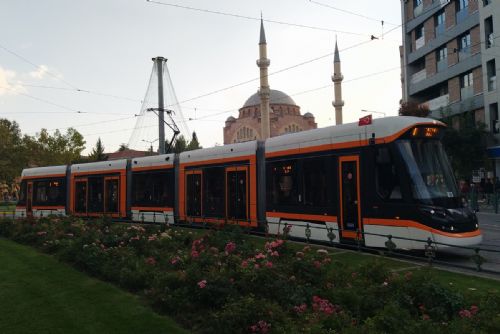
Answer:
396;139;459;206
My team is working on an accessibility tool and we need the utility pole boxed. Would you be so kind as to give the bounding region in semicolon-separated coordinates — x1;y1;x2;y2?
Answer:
154;57;167;154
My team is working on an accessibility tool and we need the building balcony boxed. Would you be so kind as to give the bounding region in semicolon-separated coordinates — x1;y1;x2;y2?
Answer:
456;8;468;24
415;36;425;50
425;94;450;111
437;59;447;72
411;68;427;84
458;48;471;61
461;86;474;100
414;3;423;17
435;24;445;37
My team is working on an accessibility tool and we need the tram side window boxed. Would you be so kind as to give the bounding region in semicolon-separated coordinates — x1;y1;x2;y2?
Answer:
18;181;27;206
132;171;173;207
88;177;104;212
33;179;65;206
375;147;402;200
203;167;225;217
302;157;332;208
267;160;299;207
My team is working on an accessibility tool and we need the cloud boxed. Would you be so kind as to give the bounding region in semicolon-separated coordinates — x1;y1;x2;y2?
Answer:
0;66;25;95
29;64;49;79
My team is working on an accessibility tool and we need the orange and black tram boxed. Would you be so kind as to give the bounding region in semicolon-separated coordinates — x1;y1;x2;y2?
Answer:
17;117;481;249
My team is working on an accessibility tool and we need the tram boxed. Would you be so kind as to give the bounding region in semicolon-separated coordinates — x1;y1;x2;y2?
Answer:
15;116;482;249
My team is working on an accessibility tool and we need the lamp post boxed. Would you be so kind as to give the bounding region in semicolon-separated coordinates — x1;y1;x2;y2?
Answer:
142;139;159;154
361;109;386;118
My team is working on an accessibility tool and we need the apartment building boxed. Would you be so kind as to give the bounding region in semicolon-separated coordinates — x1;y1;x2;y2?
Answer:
400;0;500;172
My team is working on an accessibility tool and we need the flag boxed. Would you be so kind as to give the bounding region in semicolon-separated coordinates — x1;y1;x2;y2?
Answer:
358;114;372;126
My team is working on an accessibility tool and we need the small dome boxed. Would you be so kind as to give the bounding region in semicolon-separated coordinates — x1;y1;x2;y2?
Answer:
304;112;314;118
226;116;236;122
242;89;297;108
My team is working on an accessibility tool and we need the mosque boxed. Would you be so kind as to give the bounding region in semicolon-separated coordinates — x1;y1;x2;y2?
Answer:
223;19;344;144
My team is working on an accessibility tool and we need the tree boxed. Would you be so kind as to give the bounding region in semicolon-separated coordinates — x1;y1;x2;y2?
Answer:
0;119;26;183
118;143;129;152
440;111;494;179
23;127;86;166
89;137;107;161
186;131;202;151
172;135;187;154
399;101;430;118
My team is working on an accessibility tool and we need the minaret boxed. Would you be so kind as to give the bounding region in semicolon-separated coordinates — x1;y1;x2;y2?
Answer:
257;18;271;140
332;39;344;125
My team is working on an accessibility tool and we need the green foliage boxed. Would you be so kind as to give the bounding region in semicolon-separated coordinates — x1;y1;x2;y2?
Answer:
89;137;107;161
440;111;494;178
1;217;499;334
0;119;26;182
399;101;430;118
172;132;202;154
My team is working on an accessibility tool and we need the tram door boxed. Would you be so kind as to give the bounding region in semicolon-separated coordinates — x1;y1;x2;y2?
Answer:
26;181;33;217
74;179;88;214
226;167;248;221
186;171;202;217
339;156;362;240
104;177;119;214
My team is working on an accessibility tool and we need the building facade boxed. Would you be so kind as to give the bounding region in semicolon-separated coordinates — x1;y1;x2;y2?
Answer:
400;0;499;172
223;90;317;144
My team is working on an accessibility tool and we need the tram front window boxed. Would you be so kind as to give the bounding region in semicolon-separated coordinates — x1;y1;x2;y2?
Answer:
396;139;459;206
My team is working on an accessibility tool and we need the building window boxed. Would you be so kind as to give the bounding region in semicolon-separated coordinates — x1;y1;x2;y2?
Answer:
414;0;423;7
458;32;471;61
485;16;494;49
236;126;255;142
490;103;499;133
460;71;474;100
487;59;497;91
483;0;491;6
436;45;447;72
435;10;445;36
458;0;468;10
415;24;424;39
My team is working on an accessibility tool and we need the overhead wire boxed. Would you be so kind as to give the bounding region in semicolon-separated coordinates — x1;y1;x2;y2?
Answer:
146;0;370;37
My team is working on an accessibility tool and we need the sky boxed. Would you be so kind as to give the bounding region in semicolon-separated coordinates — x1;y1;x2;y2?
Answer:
0;0;403;154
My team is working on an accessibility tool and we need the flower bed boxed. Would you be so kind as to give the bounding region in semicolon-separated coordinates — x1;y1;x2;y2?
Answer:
1;216;499;333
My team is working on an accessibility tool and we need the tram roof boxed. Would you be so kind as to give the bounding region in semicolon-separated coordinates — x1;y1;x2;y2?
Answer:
71;159;127;174
131;153;175;170
22;165;67;178
180;140;258;164
265;116;443;155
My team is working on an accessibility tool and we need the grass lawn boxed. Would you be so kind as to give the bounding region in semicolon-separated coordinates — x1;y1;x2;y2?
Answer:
0;238;187;334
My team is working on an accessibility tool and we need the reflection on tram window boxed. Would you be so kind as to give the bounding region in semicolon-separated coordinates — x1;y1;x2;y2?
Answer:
397;139;459;205
203;167;225;217
302;157;331;207
132;171;173;207
88;177;104;213
267;160;299;206
375;147;402;200
33;179;65;206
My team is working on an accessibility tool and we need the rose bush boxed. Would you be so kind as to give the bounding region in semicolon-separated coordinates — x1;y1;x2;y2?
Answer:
1;215;499;333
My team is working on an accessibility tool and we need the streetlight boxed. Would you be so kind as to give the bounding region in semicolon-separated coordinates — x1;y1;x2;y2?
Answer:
142;138;159;153
361;109;386;118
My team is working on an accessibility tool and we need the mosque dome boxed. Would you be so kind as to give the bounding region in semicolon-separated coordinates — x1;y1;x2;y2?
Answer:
225;116;236;122
242;89;297;108
303;112;314;118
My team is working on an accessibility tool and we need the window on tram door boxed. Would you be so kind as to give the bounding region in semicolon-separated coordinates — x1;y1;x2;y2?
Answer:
33;179;65;206
302;157;332;209
375;147;403;201
75;181;87;213
18;181;27;206
105;179;119;213
267;160;299;207
203;167;225;217
88;177;104;213
186;173;202;217
132;170;173;207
